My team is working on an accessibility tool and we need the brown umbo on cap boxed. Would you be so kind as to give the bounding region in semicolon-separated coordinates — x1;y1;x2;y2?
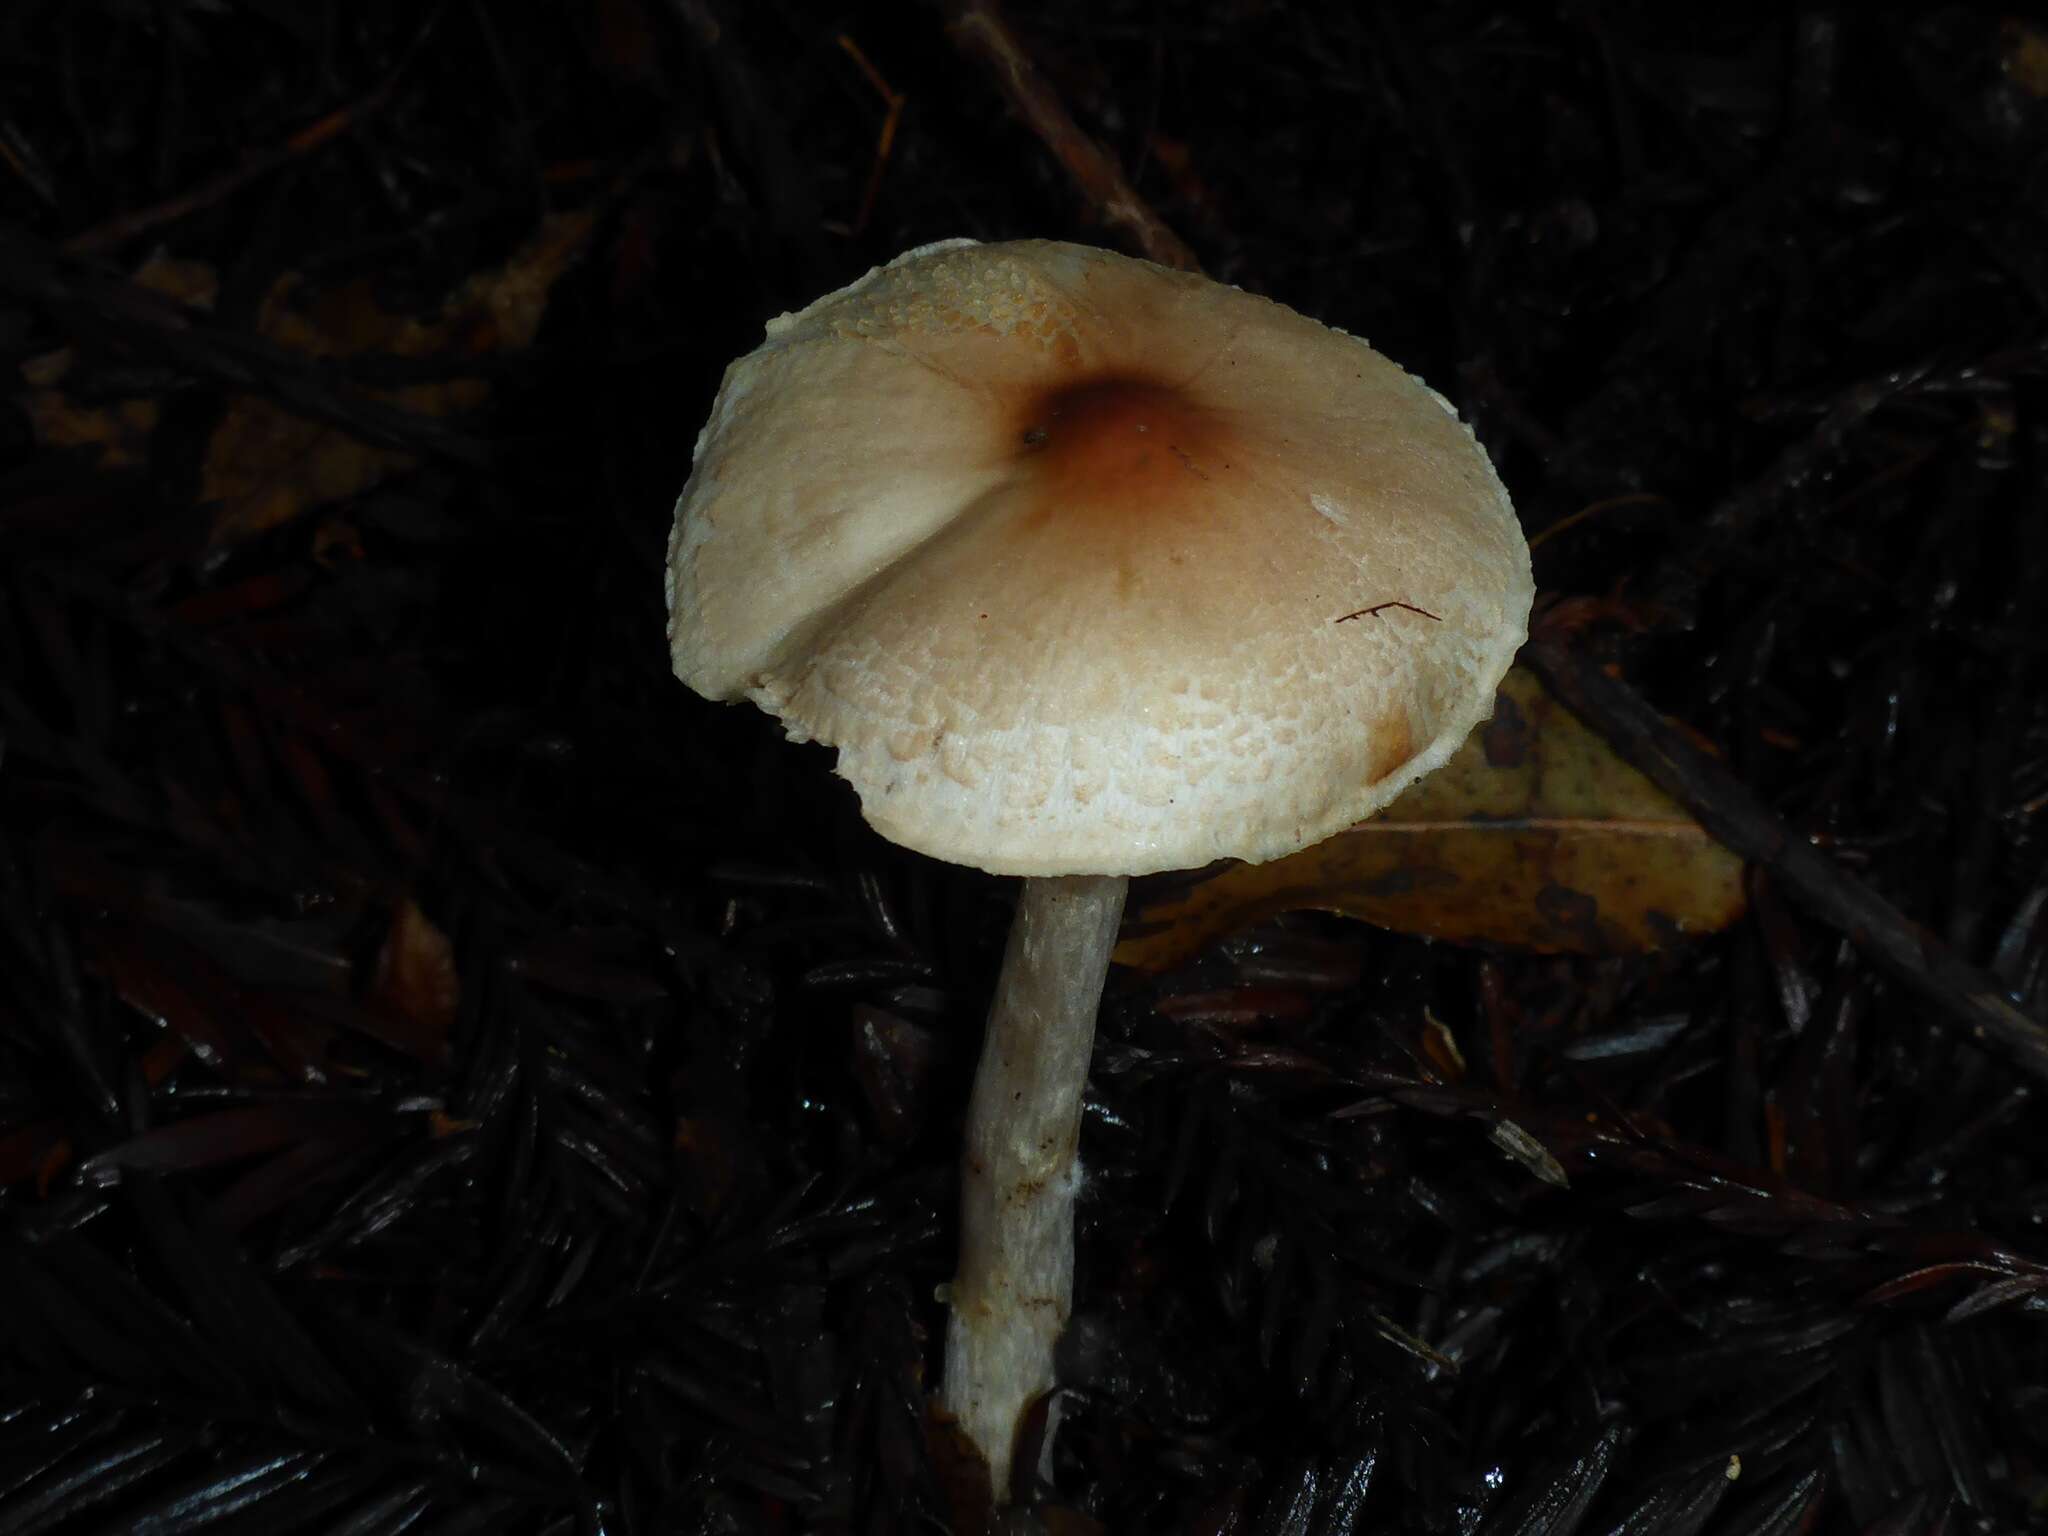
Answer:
668;239;1533;876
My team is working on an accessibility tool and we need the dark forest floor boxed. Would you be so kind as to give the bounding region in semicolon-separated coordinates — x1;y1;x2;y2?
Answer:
2;3;2047;1533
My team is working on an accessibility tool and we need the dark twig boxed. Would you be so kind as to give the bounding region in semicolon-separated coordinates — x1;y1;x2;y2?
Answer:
61;95;391;258
669;0;835;290
1523;628;2048;1087
0;227;491;467
1679;364;1930;564
1946;419;2041;954
934;0;1201;273
835;35;906;239
1644;358;1974;628
60;4;449;257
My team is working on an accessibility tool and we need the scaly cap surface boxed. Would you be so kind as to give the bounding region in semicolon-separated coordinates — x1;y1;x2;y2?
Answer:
668;239;1533;876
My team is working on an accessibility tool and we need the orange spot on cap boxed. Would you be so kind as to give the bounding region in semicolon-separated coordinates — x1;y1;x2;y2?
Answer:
1006;373;1230;530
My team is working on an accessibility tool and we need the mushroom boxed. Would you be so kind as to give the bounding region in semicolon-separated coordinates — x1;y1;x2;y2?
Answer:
666;238;1532;1502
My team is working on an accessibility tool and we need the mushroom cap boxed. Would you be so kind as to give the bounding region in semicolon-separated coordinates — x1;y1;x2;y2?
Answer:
667;239;1533;878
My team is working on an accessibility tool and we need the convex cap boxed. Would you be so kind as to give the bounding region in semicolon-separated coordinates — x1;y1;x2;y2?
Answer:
668;239;1533;877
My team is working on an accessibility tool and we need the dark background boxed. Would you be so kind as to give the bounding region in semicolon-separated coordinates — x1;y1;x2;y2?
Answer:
1;2;2045;1532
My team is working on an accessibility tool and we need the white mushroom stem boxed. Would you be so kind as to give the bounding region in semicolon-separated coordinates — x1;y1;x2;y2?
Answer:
942;872;1128;1503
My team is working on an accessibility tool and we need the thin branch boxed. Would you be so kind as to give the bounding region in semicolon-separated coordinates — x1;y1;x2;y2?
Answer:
0;229;491;468
670;0;834;288
935;0;1200;272
61;4;450;257
62;95;389;258
1522;628;2048;1088
835;34;906;238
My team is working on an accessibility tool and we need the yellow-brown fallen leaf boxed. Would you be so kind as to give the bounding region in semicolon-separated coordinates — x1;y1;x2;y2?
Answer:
17;253;219;466
1116;664;1747;969
203;208;594;542
2005;17;2048;97
371;896;460;1049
